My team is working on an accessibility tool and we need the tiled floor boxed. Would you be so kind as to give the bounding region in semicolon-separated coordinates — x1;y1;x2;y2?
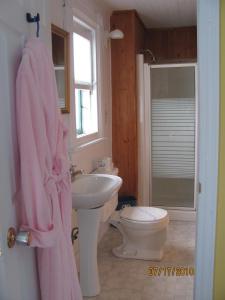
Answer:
84;221;195;300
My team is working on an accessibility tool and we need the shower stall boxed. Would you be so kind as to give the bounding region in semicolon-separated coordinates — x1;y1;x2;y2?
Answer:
137;55;198;219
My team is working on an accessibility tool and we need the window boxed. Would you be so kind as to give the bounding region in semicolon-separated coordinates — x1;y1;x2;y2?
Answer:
73;18;98;139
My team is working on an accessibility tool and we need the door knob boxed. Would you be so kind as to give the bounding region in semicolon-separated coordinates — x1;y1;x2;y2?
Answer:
7;227;31;248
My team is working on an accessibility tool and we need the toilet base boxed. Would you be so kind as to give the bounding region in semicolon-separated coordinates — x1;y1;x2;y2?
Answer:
112;244;163;261
110;209;168;261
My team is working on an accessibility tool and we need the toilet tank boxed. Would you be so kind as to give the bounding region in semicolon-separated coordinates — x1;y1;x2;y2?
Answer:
92;167;119;222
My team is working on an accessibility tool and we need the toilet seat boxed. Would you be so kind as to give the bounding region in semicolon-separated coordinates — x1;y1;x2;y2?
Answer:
120;206;168;224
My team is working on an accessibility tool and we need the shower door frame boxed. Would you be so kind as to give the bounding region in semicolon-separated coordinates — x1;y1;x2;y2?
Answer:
141;62;198;213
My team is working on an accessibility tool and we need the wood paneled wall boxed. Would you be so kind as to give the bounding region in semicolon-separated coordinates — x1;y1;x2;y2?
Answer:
111;10;145;198
145;26;197;63
111;10;197;200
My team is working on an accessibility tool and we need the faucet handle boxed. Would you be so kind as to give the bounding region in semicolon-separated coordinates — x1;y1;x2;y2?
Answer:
70;164;76;170
69;164;76;176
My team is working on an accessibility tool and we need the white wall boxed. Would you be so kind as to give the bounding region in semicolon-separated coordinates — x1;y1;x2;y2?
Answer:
50;0;113;174
49;0;113;264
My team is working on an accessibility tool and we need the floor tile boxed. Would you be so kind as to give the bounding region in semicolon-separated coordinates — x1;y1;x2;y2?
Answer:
83;220;195;300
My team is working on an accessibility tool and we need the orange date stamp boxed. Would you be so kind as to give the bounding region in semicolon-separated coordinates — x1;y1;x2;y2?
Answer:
147;266;195;277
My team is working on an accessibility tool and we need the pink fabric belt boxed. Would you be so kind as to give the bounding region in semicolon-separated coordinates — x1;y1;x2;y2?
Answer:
21;171;69;248
45;171;69;195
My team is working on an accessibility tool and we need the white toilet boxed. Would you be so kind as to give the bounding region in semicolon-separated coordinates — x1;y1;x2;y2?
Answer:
110;206;169;261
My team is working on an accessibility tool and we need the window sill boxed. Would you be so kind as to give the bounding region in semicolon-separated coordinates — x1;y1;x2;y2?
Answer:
75;137;107;152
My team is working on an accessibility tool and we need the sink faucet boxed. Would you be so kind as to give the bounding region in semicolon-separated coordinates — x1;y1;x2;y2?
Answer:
70;164;85;182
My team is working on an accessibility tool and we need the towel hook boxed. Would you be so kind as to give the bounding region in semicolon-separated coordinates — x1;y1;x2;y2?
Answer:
26;13;40;37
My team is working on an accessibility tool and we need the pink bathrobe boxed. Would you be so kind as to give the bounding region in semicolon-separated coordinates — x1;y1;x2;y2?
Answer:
16;37;82;300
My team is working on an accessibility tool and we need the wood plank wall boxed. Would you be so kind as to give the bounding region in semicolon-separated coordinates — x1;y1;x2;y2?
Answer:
145;26;197;63
111;10;145;199
111;10;197;200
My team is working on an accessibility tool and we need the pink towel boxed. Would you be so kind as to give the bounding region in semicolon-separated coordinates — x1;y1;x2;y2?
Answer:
16;37;82;300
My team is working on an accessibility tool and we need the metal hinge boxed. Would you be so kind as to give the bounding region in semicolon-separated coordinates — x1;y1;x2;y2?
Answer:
71;227;79;244
198;182;202;194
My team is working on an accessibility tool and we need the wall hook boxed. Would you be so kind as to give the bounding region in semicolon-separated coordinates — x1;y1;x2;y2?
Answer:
26;13;40;37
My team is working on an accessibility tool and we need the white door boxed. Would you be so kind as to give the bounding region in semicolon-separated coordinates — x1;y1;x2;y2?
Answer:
0;1;48;299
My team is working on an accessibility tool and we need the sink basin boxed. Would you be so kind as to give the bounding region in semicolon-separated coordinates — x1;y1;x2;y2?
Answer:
72;174;122;209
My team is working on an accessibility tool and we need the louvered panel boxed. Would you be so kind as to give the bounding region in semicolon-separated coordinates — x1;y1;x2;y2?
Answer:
152;98;195;178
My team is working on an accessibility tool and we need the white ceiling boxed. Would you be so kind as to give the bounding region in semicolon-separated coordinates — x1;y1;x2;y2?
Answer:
103;0;197;28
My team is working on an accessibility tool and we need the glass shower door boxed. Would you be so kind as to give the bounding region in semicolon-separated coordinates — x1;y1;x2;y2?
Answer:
151;65;196;209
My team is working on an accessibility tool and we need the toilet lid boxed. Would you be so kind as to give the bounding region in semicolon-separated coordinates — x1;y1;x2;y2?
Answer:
120;207;168;223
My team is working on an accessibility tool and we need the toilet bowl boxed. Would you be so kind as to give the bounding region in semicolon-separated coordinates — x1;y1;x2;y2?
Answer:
110;206;169;260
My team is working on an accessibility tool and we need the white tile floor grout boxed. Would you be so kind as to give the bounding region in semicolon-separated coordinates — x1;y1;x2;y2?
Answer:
84;221;195;300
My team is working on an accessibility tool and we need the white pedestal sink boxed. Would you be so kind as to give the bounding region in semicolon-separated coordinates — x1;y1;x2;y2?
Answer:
72;174;122;297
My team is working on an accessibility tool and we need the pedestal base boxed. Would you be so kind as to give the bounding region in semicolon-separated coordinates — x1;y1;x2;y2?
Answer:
77;207;102;297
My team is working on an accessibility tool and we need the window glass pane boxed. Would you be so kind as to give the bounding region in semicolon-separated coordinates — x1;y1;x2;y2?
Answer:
73;33;92;84
75;89;98;137
75;89;83;135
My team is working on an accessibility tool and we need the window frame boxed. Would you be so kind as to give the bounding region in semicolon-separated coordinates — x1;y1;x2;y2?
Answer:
73;14;103;147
